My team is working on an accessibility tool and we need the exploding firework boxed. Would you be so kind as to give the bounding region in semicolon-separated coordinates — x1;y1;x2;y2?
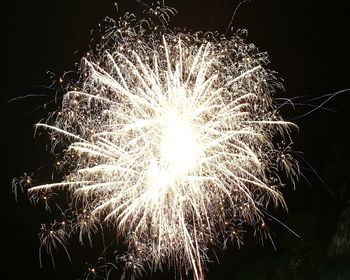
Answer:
22;4;299;279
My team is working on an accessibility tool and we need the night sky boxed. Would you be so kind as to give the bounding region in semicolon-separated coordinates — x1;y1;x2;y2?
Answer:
2;0;350;279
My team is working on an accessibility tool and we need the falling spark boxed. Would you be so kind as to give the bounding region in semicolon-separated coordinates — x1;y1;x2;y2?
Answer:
25;4;299;279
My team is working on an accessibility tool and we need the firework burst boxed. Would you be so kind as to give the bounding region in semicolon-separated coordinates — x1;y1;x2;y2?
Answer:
24;4;299;279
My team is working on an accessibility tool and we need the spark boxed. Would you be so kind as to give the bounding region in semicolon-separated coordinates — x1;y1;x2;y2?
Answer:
26;4;299;279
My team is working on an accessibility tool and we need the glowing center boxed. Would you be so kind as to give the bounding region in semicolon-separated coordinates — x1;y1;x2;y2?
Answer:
147;110;202;192
160;110;200;175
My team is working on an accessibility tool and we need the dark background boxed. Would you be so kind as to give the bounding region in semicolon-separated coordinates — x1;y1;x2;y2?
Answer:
2;0;350;279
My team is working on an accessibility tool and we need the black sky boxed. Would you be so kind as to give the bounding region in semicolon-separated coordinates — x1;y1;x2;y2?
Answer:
2;0;350;279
